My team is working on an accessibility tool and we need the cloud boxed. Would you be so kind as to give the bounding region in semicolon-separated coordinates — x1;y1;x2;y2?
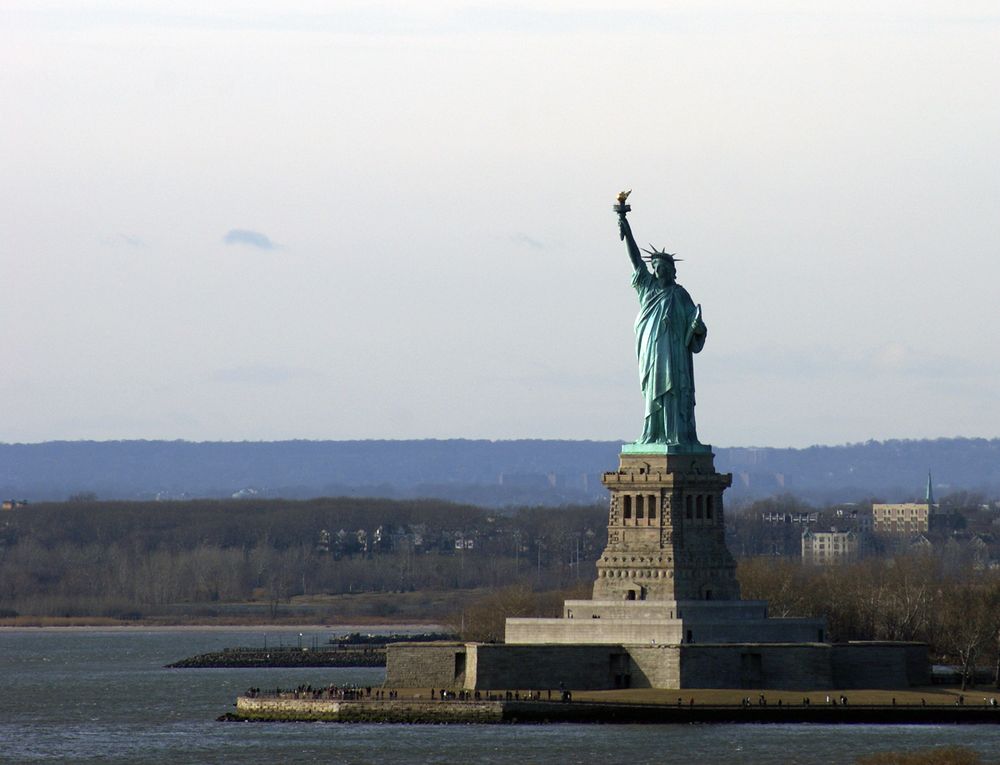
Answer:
100;233;146;248
118;234;145;248
223;229;277;250
510;232;545;250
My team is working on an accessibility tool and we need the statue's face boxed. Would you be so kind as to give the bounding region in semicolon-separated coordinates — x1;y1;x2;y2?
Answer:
652;258;676;283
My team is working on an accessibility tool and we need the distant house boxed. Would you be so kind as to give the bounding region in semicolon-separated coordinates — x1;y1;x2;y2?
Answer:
968;533;995;570
801;529;866;565
315;529;331;554
1;499;28;511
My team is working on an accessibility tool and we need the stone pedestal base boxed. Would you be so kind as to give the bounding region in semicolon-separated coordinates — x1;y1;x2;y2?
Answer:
505;599;824;646
593;451;738;601
385;639;928;691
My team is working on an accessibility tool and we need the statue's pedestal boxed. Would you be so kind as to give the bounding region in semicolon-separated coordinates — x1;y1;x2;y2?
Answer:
504;448;826;648
505;598;823;646
594;450;738;602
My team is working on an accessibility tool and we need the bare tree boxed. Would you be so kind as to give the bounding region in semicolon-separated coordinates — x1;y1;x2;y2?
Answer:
936;583;1000;690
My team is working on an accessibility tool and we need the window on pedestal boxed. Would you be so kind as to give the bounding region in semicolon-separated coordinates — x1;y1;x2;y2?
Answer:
623;495;632;520
706;495;714;520
696;495;704;519
636;495;644;520
685;495;693;519
648;495;656;520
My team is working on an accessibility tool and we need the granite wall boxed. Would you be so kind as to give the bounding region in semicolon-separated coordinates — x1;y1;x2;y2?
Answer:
384;642;466;688
385;641;928;691
467;644;626;690
831;642;930;689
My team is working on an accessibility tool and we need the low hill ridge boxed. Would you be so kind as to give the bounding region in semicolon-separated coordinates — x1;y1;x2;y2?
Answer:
2;438;997;506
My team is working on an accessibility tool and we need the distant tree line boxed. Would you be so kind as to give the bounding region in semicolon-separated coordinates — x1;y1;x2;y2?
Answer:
450;582;593;643
0;497;605;620
740;554;1000;689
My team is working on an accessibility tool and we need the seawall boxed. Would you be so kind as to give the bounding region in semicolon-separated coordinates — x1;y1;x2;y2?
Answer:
230;697;1000;725
234;696;502;723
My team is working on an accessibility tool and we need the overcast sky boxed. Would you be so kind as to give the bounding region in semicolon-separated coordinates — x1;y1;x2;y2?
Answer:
2;1;998;448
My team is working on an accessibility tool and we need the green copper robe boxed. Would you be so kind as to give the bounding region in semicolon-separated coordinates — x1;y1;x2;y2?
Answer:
632;266;705;446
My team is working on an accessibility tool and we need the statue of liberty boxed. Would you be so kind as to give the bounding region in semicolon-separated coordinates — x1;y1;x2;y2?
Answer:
615;191;709;452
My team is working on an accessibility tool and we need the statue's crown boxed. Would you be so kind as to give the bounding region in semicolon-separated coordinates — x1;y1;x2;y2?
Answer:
641;245;682;262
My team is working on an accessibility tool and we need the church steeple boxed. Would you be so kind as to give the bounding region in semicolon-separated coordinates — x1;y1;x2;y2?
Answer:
925;470;935;506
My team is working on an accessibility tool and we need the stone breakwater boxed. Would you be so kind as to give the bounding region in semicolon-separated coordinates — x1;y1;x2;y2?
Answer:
232;696;503;723
168;646;385;669
169;633;454;668
227;697;1000;725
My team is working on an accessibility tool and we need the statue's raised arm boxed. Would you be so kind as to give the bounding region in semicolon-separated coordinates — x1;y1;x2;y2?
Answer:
614;190;645;272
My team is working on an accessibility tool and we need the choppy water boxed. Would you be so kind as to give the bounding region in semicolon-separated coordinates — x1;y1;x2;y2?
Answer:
2;628;1000;764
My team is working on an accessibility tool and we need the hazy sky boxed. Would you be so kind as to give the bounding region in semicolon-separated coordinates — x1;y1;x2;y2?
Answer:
3;1;998;447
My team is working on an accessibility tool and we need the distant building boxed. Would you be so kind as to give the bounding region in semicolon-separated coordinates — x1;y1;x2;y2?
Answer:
801;529;865;565
873;503;934;534
1;499;28;511
855;510;873;533
872;471;939;535
760;511;789;524
834;506;873;532
760;511;817;525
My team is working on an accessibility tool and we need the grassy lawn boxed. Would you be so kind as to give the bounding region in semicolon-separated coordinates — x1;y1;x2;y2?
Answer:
570;687;997;706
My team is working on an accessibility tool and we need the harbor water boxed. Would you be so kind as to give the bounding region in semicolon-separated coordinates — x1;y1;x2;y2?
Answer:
2;628;999;764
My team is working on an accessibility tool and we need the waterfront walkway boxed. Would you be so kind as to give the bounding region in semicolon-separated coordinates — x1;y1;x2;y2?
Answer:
228;687;1000;725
